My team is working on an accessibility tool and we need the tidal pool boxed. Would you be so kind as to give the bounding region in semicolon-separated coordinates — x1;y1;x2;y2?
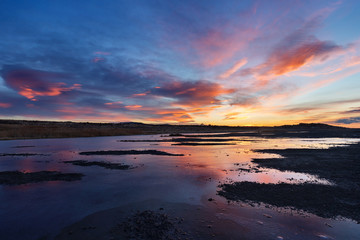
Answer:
0;135;359;240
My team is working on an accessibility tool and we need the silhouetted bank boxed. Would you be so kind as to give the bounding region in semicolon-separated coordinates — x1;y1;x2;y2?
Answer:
1;119;360;140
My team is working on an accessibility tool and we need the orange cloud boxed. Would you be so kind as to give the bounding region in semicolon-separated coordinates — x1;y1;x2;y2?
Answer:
3;68;81;101
223;112;241;120
132;91;150;97
18;83;81;101
268;41;341;76
144;108;194;123
239;38;344;88
125;105;142;110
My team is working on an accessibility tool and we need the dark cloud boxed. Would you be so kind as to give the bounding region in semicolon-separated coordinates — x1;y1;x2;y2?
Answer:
342;107;360;114
335;117;360;124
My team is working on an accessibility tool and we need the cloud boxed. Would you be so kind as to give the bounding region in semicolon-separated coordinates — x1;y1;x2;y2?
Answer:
239;23;345;87
0;102;11;108
219;58;248;79
266;40;341;76
143;108;194;123
240;40;343;85
229;94;259;107
192;29;257;68
124;105;142;110
335;117;360;124
223;112;240;120
152;80;234;107
343;107;360;114
1;66;81;101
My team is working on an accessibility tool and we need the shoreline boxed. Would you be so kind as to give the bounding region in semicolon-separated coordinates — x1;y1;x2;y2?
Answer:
1;120;360;141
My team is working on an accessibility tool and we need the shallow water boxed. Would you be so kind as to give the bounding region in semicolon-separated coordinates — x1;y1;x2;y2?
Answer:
0;135;359;240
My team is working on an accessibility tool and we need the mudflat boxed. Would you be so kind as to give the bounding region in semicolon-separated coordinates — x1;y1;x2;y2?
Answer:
218;142;360;222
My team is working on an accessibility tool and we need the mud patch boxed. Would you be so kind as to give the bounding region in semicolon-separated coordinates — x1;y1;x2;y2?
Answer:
79;150;184;156
119;210;183;240
55;200;248;240
64;160;133;170
252;142;360;189
0;171;84;185
218;181;360;222
172;142;236;146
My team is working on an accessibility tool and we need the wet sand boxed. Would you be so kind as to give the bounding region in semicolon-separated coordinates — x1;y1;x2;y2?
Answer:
55;200;260;240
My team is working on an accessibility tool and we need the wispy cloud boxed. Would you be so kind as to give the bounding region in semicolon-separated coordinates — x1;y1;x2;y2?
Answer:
223;112;241;120
219;58;248;79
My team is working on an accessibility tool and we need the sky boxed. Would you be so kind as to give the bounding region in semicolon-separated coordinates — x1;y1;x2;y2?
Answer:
1;0;360;127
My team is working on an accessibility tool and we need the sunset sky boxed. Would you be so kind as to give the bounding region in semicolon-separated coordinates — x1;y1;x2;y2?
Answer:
1;0;360;127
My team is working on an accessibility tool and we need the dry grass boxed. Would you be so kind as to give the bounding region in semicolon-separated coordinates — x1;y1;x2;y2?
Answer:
0;123;143;140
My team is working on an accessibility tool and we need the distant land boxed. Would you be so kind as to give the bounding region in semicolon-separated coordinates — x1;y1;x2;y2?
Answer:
1;119;360;140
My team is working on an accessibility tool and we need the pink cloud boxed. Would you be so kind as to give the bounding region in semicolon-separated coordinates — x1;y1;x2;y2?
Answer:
92;57;105;63
0;103;11;108
192;28;257;67
94;51;111;55
105;101;123;106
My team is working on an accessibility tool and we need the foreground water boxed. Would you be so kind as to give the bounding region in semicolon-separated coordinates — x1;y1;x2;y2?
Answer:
0;134;359;240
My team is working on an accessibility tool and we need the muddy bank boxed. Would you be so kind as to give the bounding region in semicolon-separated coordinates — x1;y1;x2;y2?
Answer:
218;181;360;222
0;171;84;185
253;142;360;189
79;150;184;156
64;160;133;170
218;142;360;222
55;200;254;240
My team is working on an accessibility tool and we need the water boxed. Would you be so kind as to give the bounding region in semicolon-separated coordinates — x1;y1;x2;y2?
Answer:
0;135;359;240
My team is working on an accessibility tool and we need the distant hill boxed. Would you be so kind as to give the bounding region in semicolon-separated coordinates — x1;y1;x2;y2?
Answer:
0;119;358;140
